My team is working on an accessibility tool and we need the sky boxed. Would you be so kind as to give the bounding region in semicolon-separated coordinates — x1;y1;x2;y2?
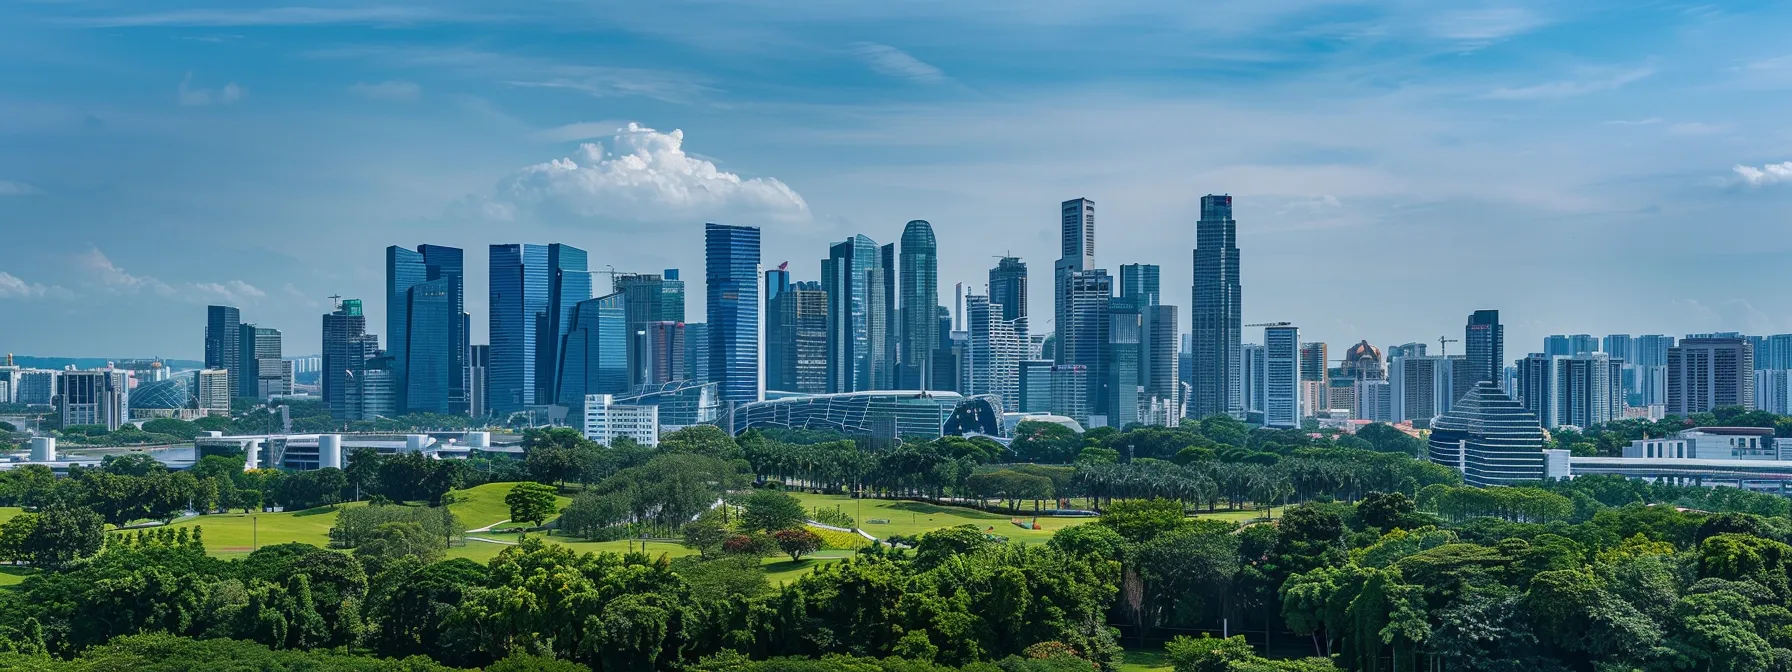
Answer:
4;1;1792;362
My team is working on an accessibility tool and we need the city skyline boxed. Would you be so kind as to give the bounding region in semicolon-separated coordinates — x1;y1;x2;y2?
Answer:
8;3;1792;360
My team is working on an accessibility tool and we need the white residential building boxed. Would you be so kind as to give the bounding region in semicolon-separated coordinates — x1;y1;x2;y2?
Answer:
583;394;661;447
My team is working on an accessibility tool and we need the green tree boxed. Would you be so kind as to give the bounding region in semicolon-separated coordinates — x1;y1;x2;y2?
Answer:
660;424;742;460
1011;421;1082;464
772;527;823;561
504;482;561;527
682;510;730;558
742;489;806;532
23;505;104;569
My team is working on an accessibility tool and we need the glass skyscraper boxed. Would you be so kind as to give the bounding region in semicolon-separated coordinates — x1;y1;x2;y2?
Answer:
615;269;686;387
1191;194;1242;419
538;244;592;405
322;298;369;421
988;256;1027;337
388;244;466;414
1120;263;1161;308
555;292;628;412
899;220;938;390
204;305;240;399
1457;309;1505;405
419;245;468;414
824;234;878;393
706;223;761;405
490;244;549;414
386;246;428;410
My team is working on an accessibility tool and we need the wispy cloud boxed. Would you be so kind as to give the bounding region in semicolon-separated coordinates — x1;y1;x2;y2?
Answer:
1485;66;1655;100
0;272;69;300
1733;161;1792;187
310;46;706;104
75;6;470;28
178;73;244;106
532;120;634;143
76;248;264;304
1427;7;1548;43
349;80;422;102
0;180;39;196
1605;118;1664;126
192;280;267;304
851;42;947;84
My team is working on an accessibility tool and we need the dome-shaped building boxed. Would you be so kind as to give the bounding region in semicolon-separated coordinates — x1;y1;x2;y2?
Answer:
1340;340;1385;381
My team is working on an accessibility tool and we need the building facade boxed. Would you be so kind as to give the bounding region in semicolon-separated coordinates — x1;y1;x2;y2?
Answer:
196;368;232;416
1457;309;1505;404
1190;194;1242;418
204;305;241;400
899;220;939;389
56;370;129;431
706;223;761;405
1668;336;1754;415
322;298;370;421
1263;325;1301;428
1428;381;1547;486
582;394;660;447
489;244;549;414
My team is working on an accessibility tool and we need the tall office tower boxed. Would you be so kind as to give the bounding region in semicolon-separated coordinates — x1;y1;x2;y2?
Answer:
1063;270;1113;425
386;246;427;410
1456;309;1504;404
56;370;129;431
322;298;369;421
899;221;939;389
1389;355;1457;424
204;305;241;400
1299;342;1329;392
1355;380;1393;422
1054;198;1096;376
640;321;686;384
771;282;829;394
824;234;878;392
1120;263;1161;307
196;368;232;416
1050;364;1090;426
1388;342;1428;360
684;323;710;384
868;244;895;390
989;256;1028;338
1108;306;1143;427
538;244;592;405
1634;334;1675;406
1191;195;1242;418
616;270;687;387
351;350;397;420
554;292;628;412
1264;324;1301;428
419;245;468;413
1142;305;1180;425
236;325;281;398
1241;344;1266;413
706;223;761;405
1762;334;1792;370
965;295;1022;409
490;244;549;414
932;307;960;393
402;276;456;414
1019;360;1054;413
1668;336;1754;415
468;345;489;418
764;265;792;390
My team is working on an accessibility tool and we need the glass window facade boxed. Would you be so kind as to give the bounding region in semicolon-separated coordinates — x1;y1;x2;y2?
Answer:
706;224;761;405
489;244;549;414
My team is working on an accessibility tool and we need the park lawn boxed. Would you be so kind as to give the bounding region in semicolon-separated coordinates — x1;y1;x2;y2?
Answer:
0;507;22;526
161;504;358;556
0;566;34;587
448;482;573;532
788;493;1078;544
1119;646;1172;671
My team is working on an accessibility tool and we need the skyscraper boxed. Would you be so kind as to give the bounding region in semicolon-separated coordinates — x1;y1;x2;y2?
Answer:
965;294;1021;409
616;270;686;387
1142;304;1180;425
988;256;1028;338
1635;334;1675;406
539;244;592;405
322;298;369;421
386;246;427;410
468;344;489;419
1544;334;1597;358
554;292;628;412
1120;263;1161;307
685;323;710;384
1263;324;1300;428
706;223;761;405
770;281;828;394
1191;194;1242;418
387;244;468;414
204;305;241;400
57;370;129;431
878;242;898;389
899;220;939;389
237;325;283;399
1054;198;1095;365
1456;310;1504;405
1427;382;1546;486
1667;336;1754;415
1062;269;1112;425
1390;354;1457;424
1241;344;1266;414
490;244;549;414
1108;305;1142;427
824;234;878;393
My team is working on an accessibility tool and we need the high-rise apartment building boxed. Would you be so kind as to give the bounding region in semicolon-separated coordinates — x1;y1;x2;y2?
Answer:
490;244;549;414
1457;309;1504;404
706;223;761;405
1756;369;1792;414
899;221;939;389
824;234;879;393
196;368;232;416
1263;324;1301;428
322;298;370;421
1389;355;1458;424
1518;353;1624;428
1355;379;1393;423
1667;336;1754;415
1191;195;1242;419
1760;334;1792;370
1544;334;1597;357
1635;334;1675;406
989;257;1028;338
965;295;1022;409
204;305;241;400
56;370;129;430
237;324;282;398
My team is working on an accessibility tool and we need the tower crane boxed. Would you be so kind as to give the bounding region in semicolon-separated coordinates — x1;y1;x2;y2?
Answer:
1439;335;1460;356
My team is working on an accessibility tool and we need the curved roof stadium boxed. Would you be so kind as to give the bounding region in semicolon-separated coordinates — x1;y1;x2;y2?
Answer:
729;390;1001;439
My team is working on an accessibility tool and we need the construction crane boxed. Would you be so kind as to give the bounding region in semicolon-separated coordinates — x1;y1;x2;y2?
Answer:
1439;335;1460;356
328;294;343;311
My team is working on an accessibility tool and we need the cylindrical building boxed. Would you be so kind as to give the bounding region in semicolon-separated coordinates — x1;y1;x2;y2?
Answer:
318;434;343;470
28;436;55;462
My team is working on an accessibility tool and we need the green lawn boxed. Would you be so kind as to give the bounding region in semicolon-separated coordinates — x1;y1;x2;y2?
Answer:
0;507;22;525
0;566;33;587
1119;646;1172;672
447;482;573;531
161;503;357;556
788;493;1276;543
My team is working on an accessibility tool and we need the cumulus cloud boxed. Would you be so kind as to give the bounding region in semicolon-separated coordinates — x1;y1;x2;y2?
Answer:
349;80;421;101
179;73;244;106
1733;161;1792;187
852;42;947;84
490;122;810;225
0;180;39;196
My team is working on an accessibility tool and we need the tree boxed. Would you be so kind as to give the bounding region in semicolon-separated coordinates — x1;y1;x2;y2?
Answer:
742;490;806;532
504;482;561;528
682;511;730;558
1011;421;1082;464
772;528;822;561
23;505;104;570
0;512;38;563
354;522;446;574
660;425;742;460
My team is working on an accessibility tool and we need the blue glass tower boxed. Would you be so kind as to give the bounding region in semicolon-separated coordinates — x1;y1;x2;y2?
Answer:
538;244;591;405
403;277;455;413
706;223;761;405
823;234;877;393
386;247;427;410
490;244;549;414
555;292;628;411
419;245;467;414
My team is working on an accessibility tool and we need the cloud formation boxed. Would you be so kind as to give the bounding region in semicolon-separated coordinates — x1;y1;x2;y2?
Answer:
1733;161;1792;186
490;122;810;225
852;42;946;84
1485;67;1654;100
76;248;263;304
0;272;55;299
179;73;244;106
193;280;268;304
349;80;422;101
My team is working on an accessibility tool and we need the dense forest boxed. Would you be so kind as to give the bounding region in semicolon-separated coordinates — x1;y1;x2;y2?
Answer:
1;413;1792;672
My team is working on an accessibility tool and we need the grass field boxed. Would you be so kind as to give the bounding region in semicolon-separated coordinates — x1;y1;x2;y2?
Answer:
447;482;574;531
788;493;1276;544
1119;646;1172;671
0;507;22;525
160;503;355;556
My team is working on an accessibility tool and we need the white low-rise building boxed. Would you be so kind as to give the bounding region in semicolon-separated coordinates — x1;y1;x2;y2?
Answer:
583;394;660;447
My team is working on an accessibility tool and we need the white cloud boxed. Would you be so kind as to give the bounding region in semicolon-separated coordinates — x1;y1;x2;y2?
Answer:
491;122;810;225
1485;67;1655;100
1427;7;1547;43
349;80;422;101
532;120;634;143
0;272;51;299
75;248;263;304
192;280;267;304
851;42;947;84
179;73;244;106
1733;161;1792;187
0;180;38;196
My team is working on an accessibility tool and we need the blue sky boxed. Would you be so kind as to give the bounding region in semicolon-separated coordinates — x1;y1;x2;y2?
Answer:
4;1;1792;359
